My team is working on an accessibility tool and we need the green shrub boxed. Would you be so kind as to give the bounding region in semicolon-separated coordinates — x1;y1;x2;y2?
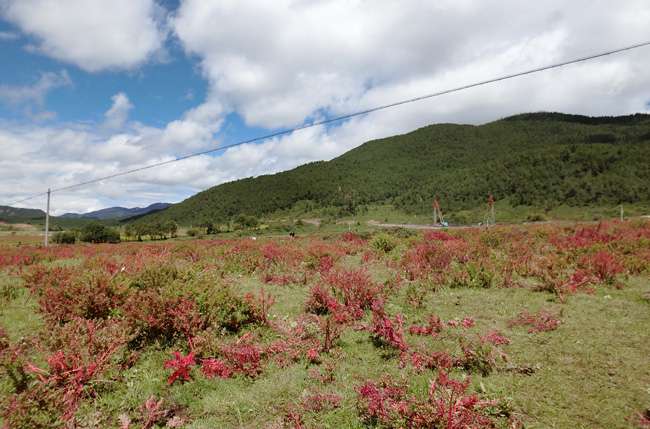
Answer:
526;213;547;222
52;231;76;244
200;285;258;332
234;214;259;229
186;228;201;237
130;265;180;289
79;223;120;243
371;233;397;253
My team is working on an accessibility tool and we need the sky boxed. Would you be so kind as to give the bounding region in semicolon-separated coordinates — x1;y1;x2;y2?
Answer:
1;0;649;215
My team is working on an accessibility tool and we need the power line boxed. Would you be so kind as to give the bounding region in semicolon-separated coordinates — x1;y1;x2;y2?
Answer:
7;40;650;207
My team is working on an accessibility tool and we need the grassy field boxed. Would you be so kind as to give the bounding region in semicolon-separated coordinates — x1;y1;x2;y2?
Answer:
0;221;649;428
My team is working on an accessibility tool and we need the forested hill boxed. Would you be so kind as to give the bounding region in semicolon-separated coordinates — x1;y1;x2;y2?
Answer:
139;112;650;225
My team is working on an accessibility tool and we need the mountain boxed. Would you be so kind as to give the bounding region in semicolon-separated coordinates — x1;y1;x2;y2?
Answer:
135;112;650;225
0;205;46;223
61;203;171;220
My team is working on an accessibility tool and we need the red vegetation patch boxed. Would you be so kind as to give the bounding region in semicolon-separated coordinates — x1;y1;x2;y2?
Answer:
301;392;342;412
356;371;497;428
508;309;561;333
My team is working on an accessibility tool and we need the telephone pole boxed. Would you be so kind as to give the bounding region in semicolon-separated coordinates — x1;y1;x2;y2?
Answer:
44;188;51;247
620;204;624;222
432;197;444;226
486;194;496;227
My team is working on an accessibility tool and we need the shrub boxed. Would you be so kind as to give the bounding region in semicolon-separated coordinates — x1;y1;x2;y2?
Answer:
371;233;397;253
370;301;408;352
526;213;547;222
186;228;201;237
20;318;129;423
52;231;76;244
234;214;259;229
79;222;120;243
356;371;497;428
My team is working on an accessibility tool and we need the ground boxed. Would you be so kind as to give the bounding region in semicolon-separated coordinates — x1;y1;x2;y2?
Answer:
0;220;649;428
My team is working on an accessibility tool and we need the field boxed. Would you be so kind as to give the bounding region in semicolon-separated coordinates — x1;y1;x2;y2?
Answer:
1;221;649;428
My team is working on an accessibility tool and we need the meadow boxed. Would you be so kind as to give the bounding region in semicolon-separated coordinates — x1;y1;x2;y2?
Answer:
0;220;649;428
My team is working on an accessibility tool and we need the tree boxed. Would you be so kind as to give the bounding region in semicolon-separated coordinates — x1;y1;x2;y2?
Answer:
52;231;76;244
79;223;120;243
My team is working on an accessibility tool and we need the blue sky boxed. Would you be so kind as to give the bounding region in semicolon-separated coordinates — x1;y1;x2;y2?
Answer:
0;17;206;127
0;0;648;214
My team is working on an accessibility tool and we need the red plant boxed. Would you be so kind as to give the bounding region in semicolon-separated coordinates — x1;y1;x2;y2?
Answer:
424;230;458;242
201;358;232;379
305;284;341;315
306;347;320;363
406;350;454;372
356;377;409;425
551;224;615;249
582;250;624;284
244;288;276;326
301;392;342;412
480;330;511;346
409;314;443;337
23;318;128;421
140;396;167;429
325;268;383;315
370;301;408;352
356;371;496;428
410;371;495;428
164;351;196;385
220;340;262;377
461;317;475;328
508;309;560;333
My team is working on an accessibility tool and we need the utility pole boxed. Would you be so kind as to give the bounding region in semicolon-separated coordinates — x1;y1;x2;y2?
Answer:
620;204;624;222
432;198;439;225
44;188;51;247
487;194;495;227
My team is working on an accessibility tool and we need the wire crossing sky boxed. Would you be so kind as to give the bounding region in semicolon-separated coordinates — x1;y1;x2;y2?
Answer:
3;1;650;215
7;40;650;208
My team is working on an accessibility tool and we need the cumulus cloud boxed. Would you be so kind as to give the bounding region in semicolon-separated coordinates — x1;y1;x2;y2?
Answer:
103;93;133;130
173;0;650;128
0;70;71;107
1;0;167;71
3;0;650;214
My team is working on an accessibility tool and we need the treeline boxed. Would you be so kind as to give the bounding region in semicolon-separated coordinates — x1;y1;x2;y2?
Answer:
52;220;179;244
134;112;650;225
124;220;178;241
52;223;120;244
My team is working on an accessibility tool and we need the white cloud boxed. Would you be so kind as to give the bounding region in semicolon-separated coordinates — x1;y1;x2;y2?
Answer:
0;70;71;107
1;0;167;71
103;93;133;130
173;0;650;128
3;0;650;214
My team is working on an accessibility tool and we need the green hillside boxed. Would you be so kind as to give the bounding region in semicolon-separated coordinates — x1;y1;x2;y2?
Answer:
139;112;650;225
0;205;46;223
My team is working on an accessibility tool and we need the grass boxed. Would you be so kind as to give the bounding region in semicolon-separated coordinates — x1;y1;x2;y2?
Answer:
4;272;646;427
0;222;648;428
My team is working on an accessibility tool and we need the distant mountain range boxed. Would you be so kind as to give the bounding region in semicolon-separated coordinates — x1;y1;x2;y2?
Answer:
60;203;171;220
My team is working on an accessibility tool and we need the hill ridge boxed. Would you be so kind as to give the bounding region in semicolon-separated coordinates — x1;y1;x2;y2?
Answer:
127;112;650;225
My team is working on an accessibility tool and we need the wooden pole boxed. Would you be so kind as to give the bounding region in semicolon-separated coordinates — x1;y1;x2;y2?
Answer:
44;188;51;247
